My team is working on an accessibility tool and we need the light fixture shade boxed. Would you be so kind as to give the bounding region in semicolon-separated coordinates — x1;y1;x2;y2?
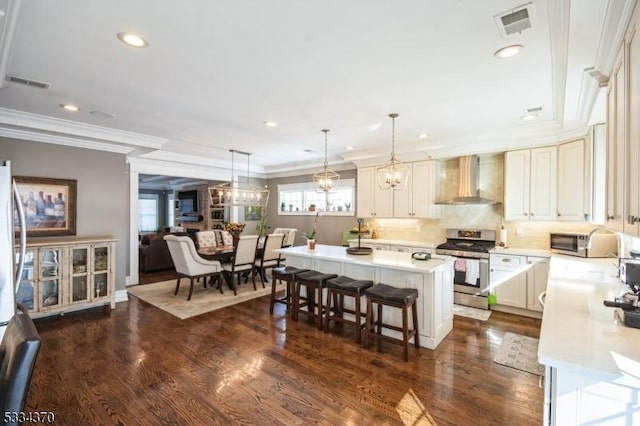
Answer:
312;129;340;192
209;150;270;207
376;113;409;190
376;157;409;190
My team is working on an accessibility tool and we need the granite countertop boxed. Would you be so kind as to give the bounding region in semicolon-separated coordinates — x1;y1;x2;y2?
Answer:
537;255;638;378
278;244;452;273
346;238;440;249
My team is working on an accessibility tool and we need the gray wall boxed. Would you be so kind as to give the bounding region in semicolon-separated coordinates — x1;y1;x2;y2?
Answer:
1;137;129;290
266;169;358;246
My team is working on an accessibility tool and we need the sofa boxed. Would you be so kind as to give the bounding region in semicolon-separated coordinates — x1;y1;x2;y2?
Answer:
139;233;176;272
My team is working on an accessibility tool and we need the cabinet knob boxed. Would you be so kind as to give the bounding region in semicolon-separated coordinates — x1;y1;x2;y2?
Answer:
557;212;561;217
502;258;512;263
524;212;528;216
530;212;534;217
607;215;615;221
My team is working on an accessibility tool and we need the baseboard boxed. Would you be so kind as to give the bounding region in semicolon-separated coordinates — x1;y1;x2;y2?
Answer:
115;289;129;304
490;304;542;319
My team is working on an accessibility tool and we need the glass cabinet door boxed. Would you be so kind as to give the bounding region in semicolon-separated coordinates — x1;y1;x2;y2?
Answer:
71;247;89;304
40;247;62;310
91;246;110;300
15;249;36;312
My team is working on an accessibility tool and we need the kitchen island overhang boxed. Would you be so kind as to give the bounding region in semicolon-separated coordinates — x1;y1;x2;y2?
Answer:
277;244;455;350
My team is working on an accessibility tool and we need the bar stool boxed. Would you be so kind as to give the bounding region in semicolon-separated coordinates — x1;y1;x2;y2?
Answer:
270;266;309;314
324;276;374;343
292;270;338;329
364;283;420;361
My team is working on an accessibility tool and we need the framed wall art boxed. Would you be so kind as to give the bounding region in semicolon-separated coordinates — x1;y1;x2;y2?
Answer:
14;176;77;237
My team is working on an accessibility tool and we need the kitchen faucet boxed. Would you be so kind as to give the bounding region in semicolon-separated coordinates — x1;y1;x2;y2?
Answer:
585;226;624;260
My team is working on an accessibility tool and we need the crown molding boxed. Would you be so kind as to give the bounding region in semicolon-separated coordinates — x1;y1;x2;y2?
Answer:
0;107;167;149
0;0;23;89
0;126;134;154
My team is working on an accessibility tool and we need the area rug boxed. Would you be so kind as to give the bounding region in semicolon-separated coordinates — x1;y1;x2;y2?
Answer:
127;278;273;319
453;304;492;321
493;332;544;376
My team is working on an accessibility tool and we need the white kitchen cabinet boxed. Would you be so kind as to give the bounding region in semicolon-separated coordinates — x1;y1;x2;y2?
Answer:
504;146;557;221
490;254;527;309
626;15;640;236
357;166;393;217
557;139;587;221
490;253;549;312
14;238;116;318
606;45;626;231
393;160;439;218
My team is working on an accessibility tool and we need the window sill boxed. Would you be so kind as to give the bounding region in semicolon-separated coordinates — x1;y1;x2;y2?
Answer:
278;211;354;216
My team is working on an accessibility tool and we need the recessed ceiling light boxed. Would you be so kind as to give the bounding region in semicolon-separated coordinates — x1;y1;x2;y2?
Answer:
417;133;428;139
346;146;354;151
60;104;80;112
117;32;149;48
263;121;278;127
494;44;523;59
520;114;536;120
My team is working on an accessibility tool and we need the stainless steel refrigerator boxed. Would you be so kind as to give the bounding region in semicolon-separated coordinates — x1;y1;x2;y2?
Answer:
0;160;27;340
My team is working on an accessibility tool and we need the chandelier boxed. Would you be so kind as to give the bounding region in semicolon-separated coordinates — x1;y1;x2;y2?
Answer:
312;129;340;192
376;113;409;190
209;150;270;207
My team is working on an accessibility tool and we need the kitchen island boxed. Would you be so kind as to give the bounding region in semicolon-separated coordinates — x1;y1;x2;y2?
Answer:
538;255;640;425
277;244;455;349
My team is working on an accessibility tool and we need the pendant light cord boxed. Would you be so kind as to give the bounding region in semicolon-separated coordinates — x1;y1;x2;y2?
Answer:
389;113;398;161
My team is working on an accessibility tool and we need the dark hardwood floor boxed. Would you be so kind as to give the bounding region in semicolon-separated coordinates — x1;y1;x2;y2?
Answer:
138;268;176;284
25;293;543;425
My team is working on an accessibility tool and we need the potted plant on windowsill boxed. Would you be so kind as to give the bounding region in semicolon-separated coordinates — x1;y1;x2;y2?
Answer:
303;212;320;250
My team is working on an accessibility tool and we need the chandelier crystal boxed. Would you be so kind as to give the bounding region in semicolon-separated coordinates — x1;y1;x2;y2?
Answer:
313;129;340;193
209;150;270;207
376;113;409;190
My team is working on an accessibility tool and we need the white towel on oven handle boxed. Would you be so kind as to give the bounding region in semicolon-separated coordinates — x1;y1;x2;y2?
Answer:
464;259;480;285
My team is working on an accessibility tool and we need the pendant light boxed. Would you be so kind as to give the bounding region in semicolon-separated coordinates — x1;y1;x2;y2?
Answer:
209;149;270;207
376;113;409;190
312;129;340;192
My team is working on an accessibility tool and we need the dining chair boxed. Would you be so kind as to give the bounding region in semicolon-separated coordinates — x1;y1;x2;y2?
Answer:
222;235;259;292
164;235;224;300
195;230;217;250
253;233;285;286
273;228;297;248
0;306;41;424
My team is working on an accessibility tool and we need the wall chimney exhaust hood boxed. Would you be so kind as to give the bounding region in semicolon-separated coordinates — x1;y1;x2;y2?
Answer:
435;155;501;205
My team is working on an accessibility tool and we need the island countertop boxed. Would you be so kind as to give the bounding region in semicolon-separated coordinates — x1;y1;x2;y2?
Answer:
278;244;453;273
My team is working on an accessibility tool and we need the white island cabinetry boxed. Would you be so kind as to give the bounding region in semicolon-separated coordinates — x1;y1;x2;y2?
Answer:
278;244;454;349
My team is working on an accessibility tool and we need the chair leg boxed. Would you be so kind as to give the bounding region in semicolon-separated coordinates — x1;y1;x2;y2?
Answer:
402;304;409;362
174;276;181;295
251;268;257;291
364;297;373;347
216;273;224;294
269;273;278;314
412;300;420;348
187;277;195;301
324;287;333;331
292;280;300;322
355;294;362;344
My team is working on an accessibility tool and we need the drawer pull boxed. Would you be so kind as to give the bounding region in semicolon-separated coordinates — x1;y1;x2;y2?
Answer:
502;258;512;263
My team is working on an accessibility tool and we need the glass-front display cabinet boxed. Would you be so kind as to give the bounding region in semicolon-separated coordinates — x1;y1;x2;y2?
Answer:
92;245;110;300
71;246;90;305
39;247;63;311
15;249;37;313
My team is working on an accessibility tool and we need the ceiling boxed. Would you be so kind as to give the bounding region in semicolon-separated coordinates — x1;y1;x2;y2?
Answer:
0;0;633;179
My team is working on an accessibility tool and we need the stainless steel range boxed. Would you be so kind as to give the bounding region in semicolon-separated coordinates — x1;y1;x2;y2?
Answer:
436;228;496;310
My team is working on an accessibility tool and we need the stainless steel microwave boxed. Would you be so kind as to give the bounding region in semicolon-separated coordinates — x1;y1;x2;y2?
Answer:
549;232;618;258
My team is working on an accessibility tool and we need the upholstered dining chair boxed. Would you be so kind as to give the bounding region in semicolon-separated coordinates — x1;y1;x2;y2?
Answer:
221;235;259;293
195;230;217;250
0;306;41;424
254;233;285;286
164;235;224;300
273;228;297;248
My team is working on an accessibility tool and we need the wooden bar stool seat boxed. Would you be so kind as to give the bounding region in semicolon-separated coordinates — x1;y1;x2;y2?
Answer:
292;270;338;329
324;276;374;343
270;266;309;314
364;283;420;361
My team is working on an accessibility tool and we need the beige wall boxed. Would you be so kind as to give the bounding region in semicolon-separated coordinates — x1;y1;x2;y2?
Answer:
1;137;129;290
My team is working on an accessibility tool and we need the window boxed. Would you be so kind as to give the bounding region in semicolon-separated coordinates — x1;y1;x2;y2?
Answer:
278;179;355;215
138;194;159;232
167;193;175;225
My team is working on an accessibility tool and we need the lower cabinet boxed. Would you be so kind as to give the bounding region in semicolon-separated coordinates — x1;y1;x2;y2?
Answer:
490;253;549;314
15;238;116;317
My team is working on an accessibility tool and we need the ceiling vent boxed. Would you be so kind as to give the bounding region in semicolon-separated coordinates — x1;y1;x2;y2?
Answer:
6;74;50;89
495;3;534;37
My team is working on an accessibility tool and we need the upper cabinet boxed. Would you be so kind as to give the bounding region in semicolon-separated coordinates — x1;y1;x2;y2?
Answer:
626;14;640;236
357;160;439;219
557;138;587;221
357;166;393;217
393;160;439;218
505;147;557;221
606;45;626;230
